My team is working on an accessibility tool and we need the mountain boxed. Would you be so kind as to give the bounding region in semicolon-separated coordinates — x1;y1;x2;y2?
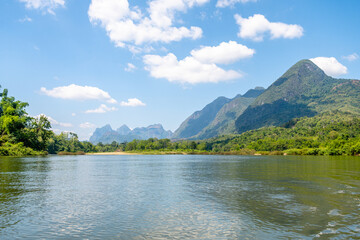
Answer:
116;124;131;135
89;124;173;144
172;96;231;139
173;87;265;140
194;88;265;139
242;87;266;98
235;59;360;133
89;124;116;143
131;124;173;139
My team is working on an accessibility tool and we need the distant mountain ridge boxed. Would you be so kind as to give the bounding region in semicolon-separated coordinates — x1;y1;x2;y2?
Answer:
90;124;173;144
172;87;265;139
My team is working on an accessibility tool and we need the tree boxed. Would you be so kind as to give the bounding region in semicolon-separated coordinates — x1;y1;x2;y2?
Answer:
0;89;52;153
0;89;30;141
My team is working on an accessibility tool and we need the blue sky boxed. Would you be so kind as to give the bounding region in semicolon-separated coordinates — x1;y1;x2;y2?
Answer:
1;0;359;140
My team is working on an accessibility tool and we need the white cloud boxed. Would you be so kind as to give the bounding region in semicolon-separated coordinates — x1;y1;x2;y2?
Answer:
310;57;348;77
88;0;208;49
85;104;118;114
71;113;76;116
143;41;253;84
342;53;359;62
190;41;254;64
216;0;256;8
34;114;73;127
19;0;65;14
80;122;97;128
125;63;136;72
144;53;241;84
120;98;146;107
19;16;32;22
235;14;303;41
40;84;117;104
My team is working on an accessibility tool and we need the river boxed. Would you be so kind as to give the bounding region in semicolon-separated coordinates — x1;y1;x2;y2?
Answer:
1;155;360;239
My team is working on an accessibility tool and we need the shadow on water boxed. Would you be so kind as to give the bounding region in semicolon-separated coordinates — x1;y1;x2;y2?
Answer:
184;155;360;238
0;157;50;230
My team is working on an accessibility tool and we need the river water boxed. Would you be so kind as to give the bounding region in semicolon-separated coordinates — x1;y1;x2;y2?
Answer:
1;155;360;239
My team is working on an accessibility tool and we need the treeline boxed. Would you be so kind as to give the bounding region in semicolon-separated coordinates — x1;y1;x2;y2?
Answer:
42;111;360;156
0;88;124;156
47;133;120;154
114;111;360;156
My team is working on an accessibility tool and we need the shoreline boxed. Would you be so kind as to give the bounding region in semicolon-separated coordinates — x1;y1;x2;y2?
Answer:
86;152;140;155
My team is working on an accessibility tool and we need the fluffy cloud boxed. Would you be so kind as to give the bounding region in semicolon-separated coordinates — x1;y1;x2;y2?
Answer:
190;41;254;64
120;98;146;107
35;114;72;127
80;122;97;128
235;14;303;41
85;104;118;114
144;54;241;84
310;57;348;77
40;84;117;104
19;0;65;14
88;0;207;49
143;41;253;84
342;53;359;62
216;0;256;8
124;63;136;72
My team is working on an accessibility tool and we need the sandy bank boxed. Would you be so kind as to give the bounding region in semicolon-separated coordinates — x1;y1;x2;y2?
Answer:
86;152;140;155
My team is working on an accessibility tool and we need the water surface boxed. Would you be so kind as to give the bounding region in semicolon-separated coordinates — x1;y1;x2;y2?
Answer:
1;155;360;239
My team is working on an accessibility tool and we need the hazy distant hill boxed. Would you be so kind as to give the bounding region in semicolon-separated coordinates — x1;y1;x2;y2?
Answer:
172;96;231;139
173;87;265;139
89;124;173;144
235;59;360;133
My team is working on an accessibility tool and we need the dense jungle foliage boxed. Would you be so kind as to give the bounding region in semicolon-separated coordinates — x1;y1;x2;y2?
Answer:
0;88;52;156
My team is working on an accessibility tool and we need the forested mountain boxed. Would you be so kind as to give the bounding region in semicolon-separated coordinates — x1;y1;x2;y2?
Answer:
173;87;264;139
89;124;172;144
235;59;360;133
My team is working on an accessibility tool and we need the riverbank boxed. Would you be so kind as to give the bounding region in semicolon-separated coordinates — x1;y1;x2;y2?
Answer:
85;149;360;156
86;152;139;155
86;149;261;156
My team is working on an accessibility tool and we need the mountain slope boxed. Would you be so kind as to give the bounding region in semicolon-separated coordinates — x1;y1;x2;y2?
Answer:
172;96;231;139
89;124;116;143
173;87;265;140
195;88;265;139
242;87;266;98
235;59;360;133
116;125;131;135
131;124;173;139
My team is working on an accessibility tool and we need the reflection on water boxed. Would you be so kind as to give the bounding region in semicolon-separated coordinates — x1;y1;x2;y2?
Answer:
0;155;360;239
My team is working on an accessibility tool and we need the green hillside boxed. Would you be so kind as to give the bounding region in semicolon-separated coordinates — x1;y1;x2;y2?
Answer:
207;111;360;155
235;60;360;133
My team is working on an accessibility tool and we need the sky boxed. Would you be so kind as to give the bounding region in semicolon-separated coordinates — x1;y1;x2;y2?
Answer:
1;0;359;140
